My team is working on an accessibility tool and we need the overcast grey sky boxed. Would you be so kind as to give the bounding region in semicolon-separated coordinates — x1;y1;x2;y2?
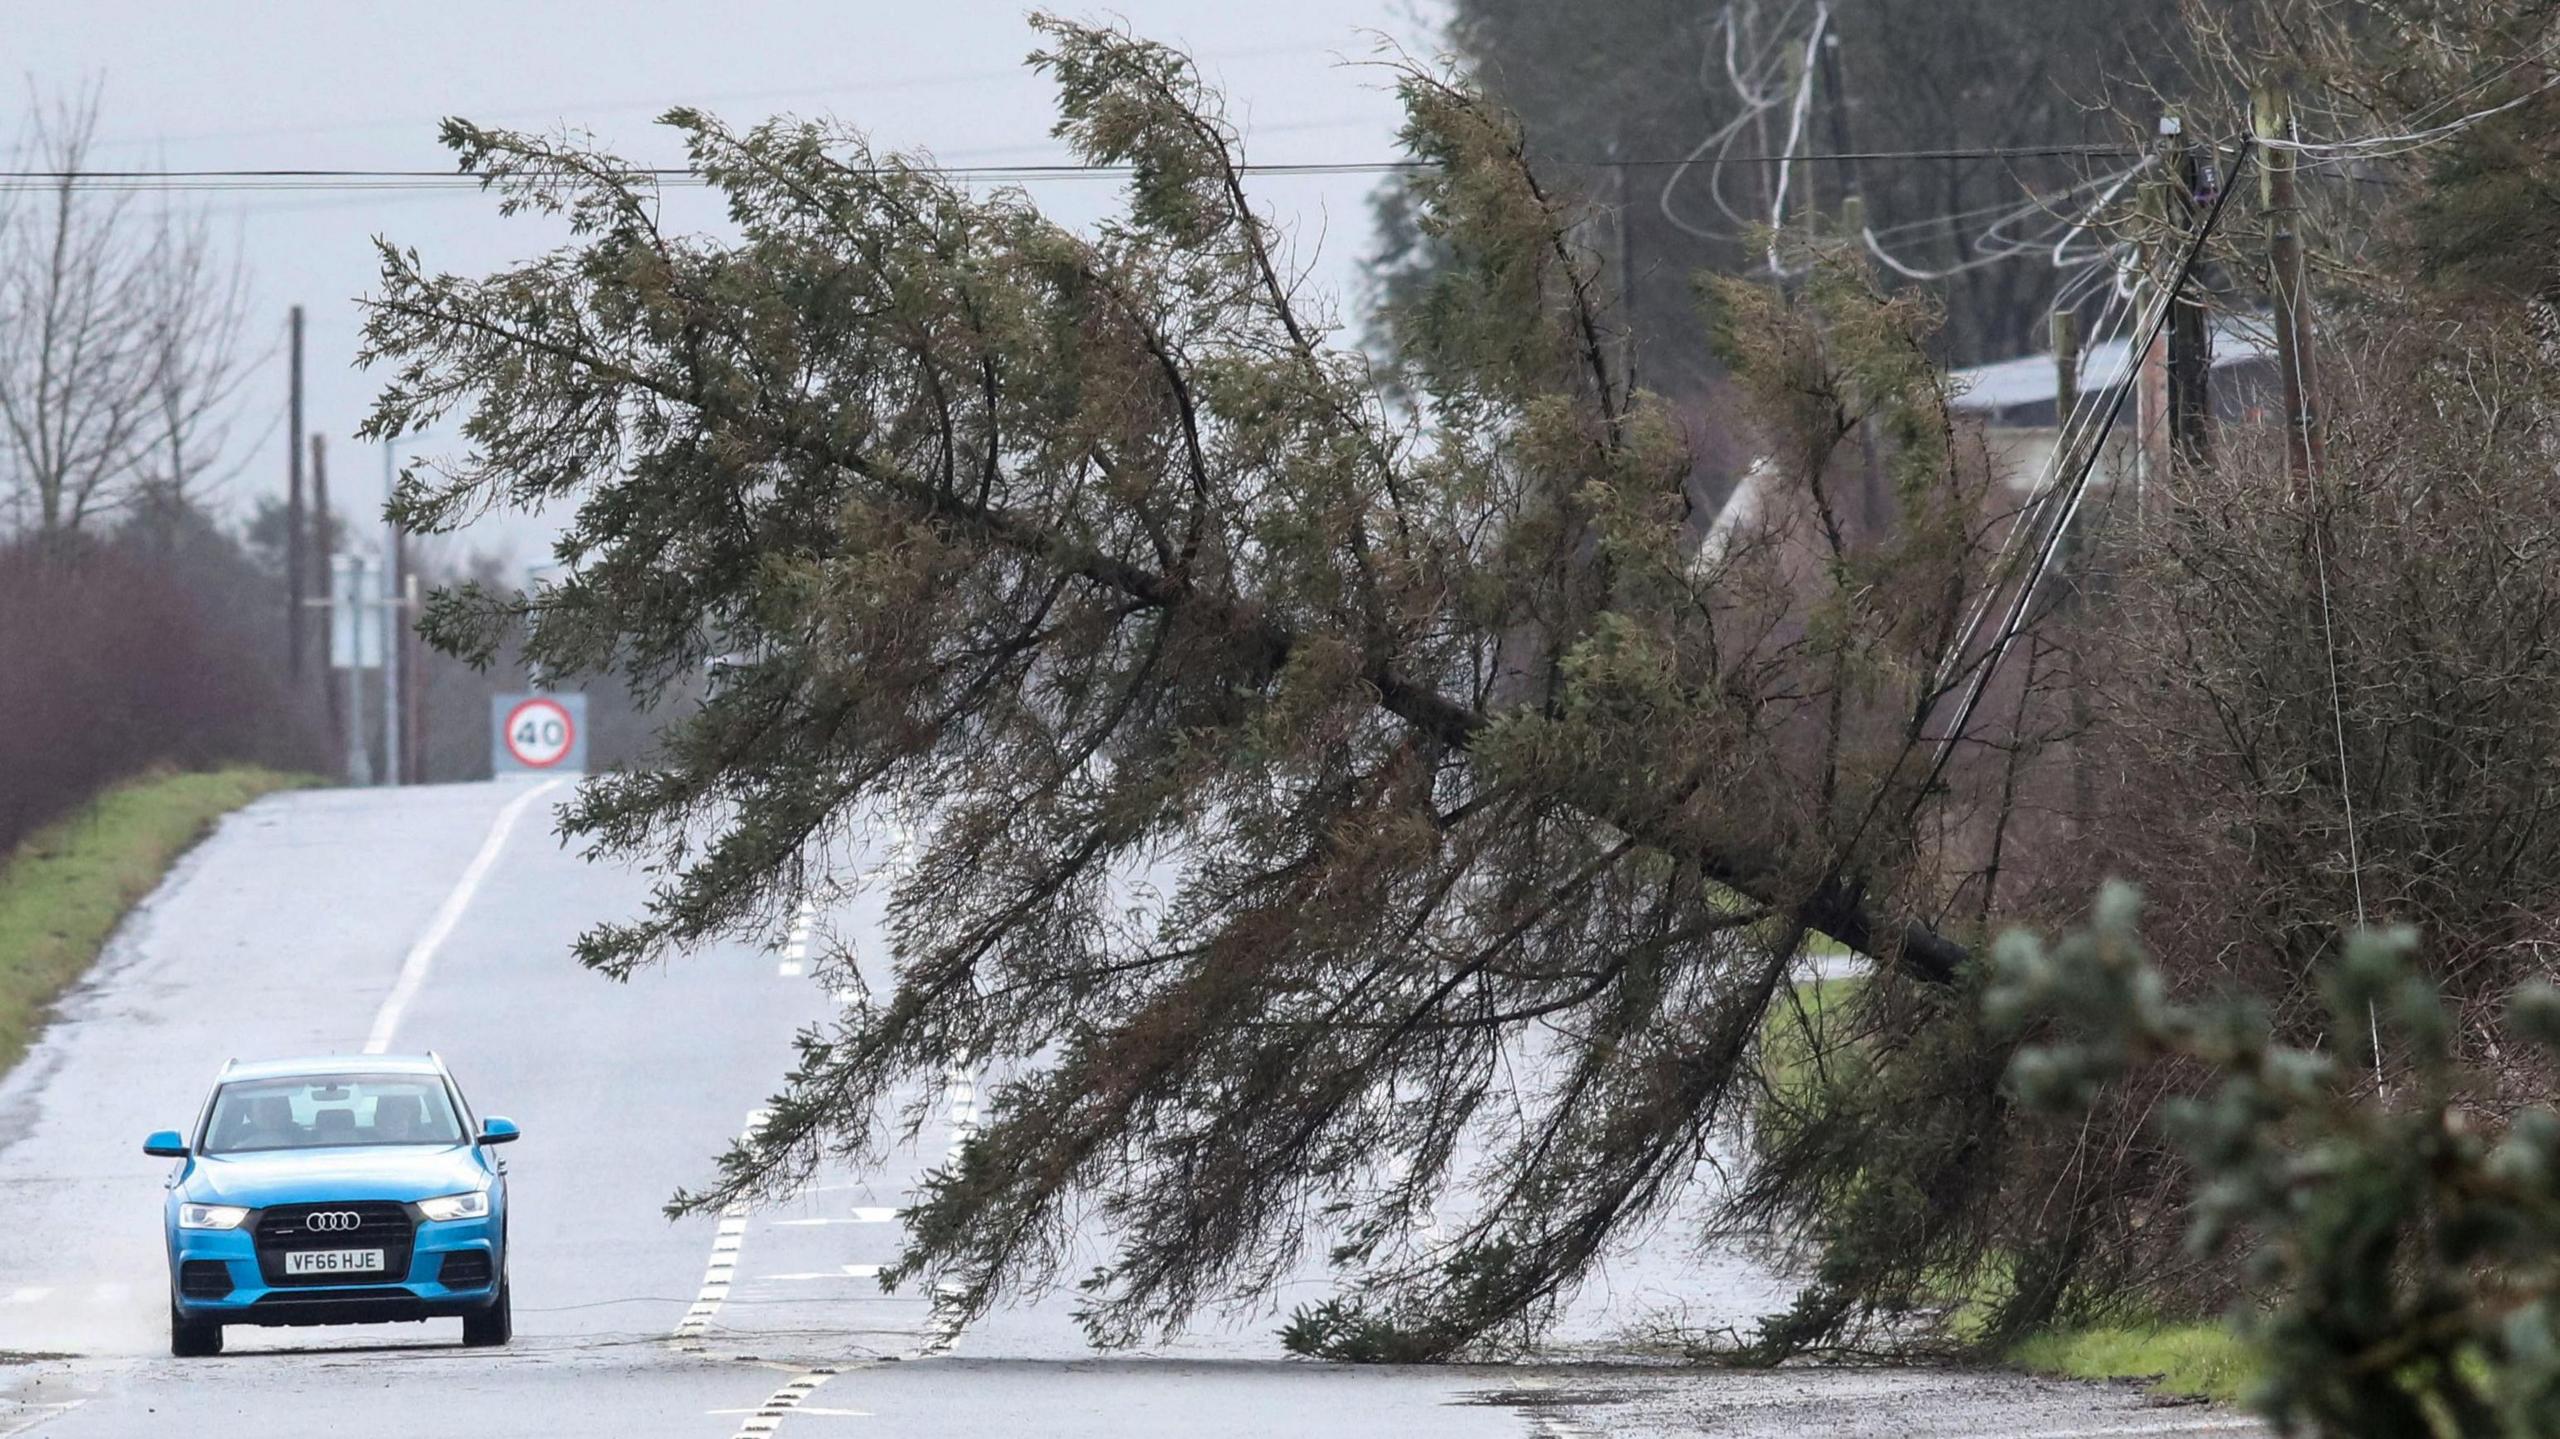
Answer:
16;1;1440;565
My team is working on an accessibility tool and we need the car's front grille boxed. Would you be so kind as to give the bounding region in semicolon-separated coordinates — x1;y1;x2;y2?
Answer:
179;1260;234;1298
436;1250;491;1289
252;1201;415;1286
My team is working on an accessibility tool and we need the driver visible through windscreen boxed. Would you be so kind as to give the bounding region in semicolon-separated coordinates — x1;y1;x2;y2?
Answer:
200;1074;466;1154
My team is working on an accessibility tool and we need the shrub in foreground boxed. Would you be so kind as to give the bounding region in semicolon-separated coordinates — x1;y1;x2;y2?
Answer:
1990;884;2560;1436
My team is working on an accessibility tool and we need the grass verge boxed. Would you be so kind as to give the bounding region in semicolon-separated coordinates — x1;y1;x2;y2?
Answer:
2008;1321;2261;1406
0;765;316;1078
1759;973;1864;1099
1756;980;2262;1408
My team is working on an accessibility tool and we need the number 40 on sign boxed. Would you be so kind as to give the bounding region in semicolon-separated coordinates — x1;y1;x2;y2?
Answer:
489;693;587;774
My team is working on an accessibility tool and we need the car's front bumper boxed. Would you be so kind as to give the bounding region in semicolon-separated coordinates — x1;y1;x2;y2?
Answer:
169;1214;501;1326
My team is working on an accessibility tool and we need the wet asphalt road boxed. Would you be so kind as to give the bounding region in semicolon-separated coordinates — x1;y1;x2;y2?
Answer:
0;780;2264;1437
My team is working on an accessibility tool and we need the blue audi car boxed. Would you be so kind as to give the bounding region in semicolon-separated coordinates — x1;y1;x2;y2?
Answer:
146;1054;517;1356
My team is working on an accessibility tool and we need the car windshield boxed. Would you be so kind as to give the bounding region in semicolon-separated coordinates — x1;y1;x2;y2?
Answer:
200;1074;465;1154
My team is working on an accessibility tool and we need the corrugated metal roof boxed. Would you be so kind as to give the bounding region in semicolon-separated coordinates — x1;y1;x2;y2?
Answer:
1949;313;2274;415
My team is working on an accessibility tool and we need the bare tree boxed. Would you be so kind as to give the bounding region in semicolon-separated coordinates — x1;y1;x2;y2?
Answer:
134;202;260;532
0;83;258;538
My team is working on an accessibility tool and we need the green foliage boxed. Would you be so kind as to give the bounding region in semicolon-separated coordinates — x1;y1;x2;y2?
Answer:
1735;964;2048;1360
0;766;315;1076
1278;1242;1536;1362
1279;1299;1434;1364
1992;884;2560;1436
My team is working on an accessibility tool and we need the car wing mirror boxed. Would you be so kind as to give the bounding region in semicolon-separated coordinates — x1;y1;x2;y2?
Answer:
144;1129;189;1158
477;1116;520;1145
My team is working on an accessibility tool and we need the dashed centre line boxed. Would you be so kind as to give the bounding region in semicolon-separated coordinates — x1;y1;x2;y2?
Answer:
673;1108;770;1344
723;843;983;1361
719;1370;845;1439
779;896;815;978
921;1057;982;1353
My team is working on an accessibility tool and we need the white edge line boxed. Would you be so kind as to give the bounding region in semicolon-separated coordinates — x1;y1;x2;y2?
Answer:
364;778;565;1054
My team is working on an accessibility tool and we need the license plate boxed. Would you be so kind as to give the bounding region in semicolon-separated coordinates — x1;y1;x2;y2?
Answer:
284;1249;385;1276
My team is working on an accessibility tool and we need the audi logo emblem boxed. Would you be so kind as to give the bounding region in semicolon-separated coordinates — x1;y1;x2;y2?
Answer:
304;1210;364;1233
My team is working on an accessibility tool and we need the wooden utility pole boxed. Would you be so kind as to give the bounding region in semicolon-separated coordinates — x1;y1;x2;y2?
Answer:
313;434;339;746
2135;127;2173;492
1819;30;1864;230
1612;151;1637;396
404;566;424;783
2257;82;2322;485
285;306;305;680
1819;25;1888;535
2053;309;2094;835
2052;310;2081;436
2167;123;2214;467
382;439;404;786
407;565;427;778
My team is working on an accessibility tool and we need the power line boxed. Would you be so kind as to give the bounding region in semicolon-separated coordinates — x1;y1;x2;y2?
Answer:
89;40;1352;155
1918;138;2260;800
0;142;2150;193
2264;31;2560;162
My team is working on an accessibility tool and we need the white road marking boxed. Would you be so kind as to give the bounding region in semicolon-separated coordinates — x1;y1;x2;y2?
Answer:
779;896;816;978
3;1286;51;1303
1385;1151;1448;1249
771;1206;898;1227
764;1264;884;1282
944;1065;978;1144
925;1280;967;1352
673;1109;769;1343
722;1371;841;1439
364;777;564;1054
920;1055;981;1353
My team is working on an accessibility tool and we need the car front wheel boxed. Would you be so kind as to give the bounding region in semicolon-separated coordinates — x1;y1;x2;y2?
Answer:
461;1278;511;1347
169;1299;222;1357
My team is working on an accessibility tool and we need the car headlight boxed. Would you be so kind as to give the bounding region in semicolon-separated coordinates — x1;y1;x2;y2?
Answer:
417;1190;491;1222
177;1203;249;1230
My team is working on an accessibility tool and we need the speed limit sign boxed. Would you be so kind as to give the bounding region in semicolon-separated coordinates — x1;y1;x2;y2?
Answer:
490;692;588;774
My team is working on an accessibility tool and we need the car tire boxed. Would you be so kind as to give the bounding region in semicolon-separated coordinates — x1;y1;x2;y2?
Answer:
169;1299;223;1358
462;1278;512;1347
